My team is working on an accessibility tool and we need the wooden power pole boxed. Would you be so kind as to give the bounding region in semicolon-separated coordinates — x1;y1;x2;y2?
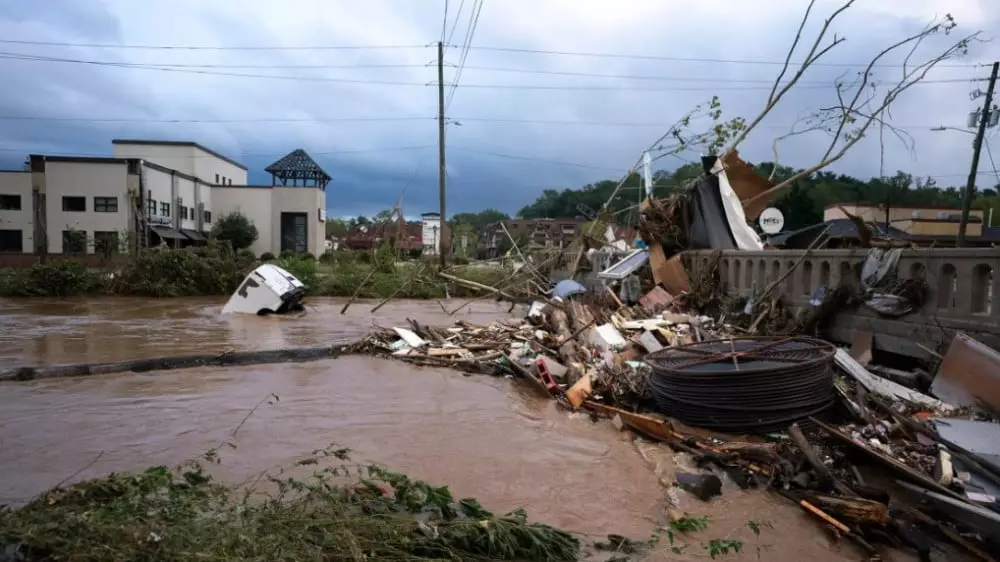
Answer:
437;41;447;268
958;61;998;247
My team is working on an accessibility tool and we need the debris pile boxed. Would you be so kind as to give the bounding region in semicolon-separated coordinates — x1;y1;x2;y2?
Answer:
359;151;1000;559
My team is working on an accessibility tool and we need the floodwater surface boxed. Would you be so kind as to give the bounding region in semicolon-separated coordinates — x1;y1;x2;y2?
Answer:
0;297;928;560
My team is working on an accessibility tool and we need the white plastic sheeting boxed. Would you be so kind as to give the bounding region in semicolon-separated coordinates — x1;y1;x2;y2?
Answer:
711;158;764;250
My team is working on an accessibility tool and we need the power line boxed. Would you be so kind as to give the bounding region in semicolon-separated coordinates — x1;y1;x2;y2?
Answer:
445;0;467;46
0;115;433;123
0;52;432;86
450;146;621;171
0;51;982;85
0;144;435;159
0;51;981;91
452;45;984;69
444;0;485;111
0;38;428;51
0;114;966;131
440;0;449;43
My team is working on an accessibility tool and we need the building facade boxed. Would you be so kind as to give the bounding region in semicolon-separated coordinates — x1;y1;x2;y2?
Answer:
0;140;327;258
0;170;33;253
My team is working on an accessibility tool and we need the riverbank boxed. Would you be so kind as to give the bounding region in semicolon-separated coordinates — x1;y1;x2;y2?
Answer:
0;247;512;299
0;444;580;561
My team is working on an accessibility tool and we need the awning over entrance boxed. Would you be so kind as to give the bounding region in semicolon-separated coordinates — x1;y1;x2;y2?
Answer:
152;225;187;240
182;229;207;242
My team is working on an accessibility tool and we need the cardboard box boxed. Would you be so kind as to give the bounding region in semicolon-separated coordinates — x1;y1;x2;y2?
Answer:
648;242;690;295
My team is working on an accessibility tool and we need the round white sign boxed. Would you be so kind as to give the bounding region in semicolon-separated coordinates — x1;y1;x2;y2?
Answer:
758;207;785;234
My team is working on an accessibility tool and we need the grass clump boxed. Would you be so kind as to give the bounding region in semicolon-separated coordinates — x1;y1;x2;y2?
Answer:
0;446;579;562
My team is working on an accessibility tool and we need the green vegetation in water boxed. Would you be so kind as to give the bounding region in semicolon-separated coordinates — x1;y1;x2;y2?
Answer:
0;444;579;562
0;246;511;300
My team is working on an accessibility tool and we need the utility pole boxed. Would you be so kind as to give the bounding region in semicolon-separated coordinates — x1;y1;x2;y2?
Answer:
957;61;998;247
437;41;447;268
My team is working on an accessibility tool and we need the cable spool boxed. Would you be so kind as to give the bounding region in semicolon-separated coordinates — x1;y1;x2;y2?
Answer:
645;336;837;434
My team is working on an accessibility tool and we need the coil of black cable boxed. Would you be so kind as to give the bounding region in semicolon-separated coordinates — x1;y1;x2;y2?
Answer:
645;336;837;434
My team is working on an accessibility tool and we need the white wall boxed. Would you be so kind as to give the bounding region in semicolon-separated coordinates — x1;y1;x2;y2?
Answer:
143;166;174;225
113;142;247;186
212;186;272;257
212;185;325;257
0;171;33;253
194;148;247;186
197;181;212;232
177;175;197;231
113;143;196;178
44;160;130;253
272;186;325;257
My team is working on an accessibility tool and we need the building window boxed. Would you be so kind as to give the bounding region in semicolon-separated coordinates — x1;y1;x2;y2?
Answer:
204;210;212;223
94;231;119;255
215;173;220;184
62;196;86;212
0;229;22;252
0;195;21;210
62;230;87;254
94;197;118;212
228;178;232;185
160;202;170;217
147;198;157;216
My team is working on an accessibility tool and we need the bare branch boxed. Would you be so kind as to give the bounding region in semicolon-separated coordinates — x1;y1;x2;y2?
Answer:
768;0;817;106
722;0;856;157
741;13;976;209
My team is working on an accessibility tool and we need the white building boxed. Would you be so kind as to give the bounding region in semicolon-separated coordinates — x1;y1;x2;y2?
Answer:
421;212;443;256
0;140;328;257
0;170;33;253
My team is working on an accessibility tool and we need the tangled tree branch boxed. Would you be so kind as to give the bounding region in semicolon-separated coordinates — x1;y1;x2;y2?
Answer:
740;9;978;208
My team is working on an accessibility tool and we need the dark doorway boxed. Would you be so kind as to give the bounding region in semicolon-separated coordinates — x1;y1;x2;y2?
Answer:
280;212;308;253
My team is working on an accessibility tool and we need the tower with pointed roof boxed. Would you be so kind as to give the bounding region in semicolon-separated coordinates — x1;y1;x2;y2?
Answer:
264;149;330;190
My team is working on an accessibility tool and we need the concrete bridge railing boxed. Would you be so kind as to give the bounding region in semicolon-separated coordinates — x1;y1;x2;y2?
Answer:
687;248;1000;358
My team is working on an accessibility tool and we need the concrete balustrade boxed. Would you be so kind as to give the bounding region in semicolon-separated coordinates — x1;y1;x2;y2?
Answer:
688;248;1000;358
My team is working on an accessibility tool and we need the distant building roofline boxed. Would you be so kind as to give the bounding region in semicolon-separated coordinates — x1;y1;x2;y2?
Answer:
824;201;983;212
111;139;248;171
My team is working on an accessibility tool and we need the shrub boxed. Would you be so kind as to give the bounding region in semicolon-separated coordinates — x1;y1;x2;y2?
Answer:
301;252;316;261
319;251;336;264
237;248;257;262
453;255;470;265
210;212;259;251
279;250;297;260
109;243;256;297
277;255;317;290
260;252;276;261
0;261;103;297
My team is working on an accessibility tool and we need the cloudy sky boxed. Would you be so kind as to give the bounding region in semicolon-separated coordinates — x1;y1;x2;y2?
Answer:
0;0;996;218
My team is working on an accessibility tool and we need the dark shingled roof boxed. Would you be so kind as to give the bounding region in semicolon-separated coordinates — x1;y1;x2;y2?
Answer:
264;149;330;187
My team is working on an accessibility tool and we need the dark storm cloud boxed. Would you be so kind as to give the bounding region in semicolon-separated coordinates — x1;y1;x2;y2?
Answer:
0;0;995;215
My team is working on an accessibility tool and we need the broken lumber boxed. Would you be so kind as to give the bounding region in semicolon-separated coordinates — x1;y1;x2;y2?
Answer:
438;271;520;301
809;494;890;526
788;422;858;497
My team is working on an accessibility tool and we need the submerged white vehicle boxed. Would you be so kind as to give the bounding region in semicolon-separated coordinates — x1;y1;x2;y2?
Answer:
222;264;307;315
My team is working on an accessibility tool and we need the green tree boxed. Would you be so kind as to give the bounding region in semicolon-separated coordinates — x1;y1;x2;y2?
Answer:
451;208;510;231
211;211;259;251
325;219;349;238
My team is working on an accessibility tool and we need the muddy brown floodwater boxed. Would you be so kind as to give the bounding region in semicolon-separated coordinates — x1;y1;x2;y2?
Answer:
0;297;924;560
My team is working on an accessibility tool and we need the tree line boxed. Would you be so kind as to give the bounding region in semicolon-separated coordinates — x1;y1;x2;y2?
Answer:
324;163;1000;239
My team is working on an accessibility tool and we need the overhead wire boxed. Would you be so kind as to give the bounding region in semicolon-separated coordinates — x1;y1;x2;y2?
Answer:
456;45;985;69
0;39;426;51
444;0;485;111
0;37;983;69
445;0;467;45
0;51;983;91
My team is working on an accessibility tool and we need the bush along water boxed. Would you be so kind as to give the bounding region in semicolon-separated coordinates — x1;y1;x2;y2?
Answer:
0;261;103;297
0;246;512;300
0;444;579;561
